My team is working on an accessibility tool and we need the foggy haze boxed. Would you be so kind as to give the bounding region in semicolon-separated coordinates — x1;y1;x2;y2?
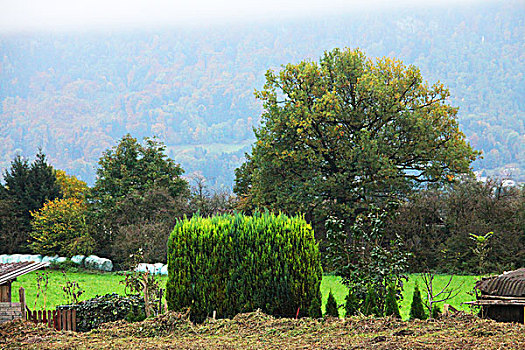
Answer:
0;0;479;34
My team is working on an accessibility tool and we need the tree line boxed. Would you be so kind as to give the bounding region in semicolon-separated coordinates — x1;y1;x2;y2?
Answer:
0;135;234;267
388;179;524;274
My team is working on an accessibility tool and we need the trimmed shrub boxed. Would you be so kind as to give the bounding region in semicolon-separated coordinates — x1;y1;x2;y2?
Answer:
409;284;427;320
167;212;322;323
325;290;339;318
384;284;401;318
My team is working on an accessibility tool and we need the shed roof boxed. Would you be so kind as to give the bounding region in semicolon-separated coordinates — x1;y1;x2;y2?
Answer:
0;262;49;285
476;268;525;297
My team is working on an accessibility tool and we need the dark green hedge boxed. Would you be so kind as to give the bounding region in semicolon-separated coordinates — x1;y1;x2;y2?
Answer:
167;212;322;322
58;293;145;332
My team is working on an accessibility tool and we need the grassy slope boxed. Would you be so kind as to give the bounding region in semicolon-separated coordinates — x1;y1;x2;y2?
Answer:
12;270;477;320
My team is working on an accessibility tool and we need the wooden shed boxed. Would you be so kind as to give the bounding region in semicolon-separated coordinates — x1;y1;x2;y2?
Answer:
0;262;48;323
466;268;525;324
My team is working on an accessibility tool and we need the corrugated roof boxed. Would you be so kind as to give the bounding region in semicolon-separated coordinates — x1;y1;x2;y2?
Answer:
476;268;525;297
0;262;49;285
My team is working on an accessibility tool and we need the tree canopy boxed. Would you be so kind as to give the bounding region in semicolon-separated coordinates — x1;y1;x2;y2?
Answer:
89;134;189;261
30;197;94;257
55;169;90;201
90;134;188;211
0;151;61;252
3;151;62;217
235;48;479;224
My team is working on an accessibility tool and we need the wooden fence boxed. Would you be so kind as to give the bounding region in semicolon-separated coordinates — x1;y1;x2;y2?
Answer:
26;307;77;331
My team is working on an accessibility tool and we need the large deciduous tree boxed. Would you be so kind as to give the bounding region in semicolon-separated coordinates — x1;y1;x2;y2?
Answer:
234;48;479;226
89;134;189;263
91;134;188;209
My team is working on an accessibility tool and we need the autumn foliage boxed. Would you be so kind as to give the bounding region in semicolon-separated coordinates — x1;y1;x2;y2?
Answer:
30;197;94;257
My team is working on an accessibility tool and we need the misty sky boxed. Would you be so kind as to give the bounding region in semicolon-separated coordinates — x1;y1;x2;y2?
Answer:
0;0;476;34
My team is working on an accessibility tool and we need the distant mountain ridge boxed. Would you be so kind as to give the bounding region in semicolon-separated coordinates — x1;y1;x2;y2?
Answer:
0;0;523;188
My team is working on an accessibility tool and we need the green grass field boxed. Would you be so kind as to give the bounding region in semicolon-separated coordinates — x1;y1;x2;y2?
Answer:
11;270;478;320
320;274;477;319
11;270;129;311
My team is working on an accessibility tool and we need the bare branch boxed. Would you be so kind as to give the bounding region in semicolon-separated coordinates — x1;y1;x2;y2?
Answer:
422;270;464;318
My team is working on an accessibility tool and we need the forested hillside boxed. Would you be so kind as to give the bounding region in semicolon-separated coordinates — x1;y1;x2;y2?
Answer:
0;0;523;188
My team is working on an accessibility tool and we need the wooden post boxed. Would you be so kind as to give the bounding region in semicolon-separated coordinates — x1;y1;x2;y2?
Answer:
0;283;11;302
523;306;524;324
53;310;59;330
7;281;11;302
158;288;163;315
62;309;66;331
72;309;77;332
56;310;61;331
19;287;26;320
66;309;71;330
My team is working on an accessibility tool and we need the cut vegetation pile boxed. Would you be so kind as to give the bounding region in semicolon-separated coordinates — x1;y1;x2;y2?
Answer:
1;310;523;349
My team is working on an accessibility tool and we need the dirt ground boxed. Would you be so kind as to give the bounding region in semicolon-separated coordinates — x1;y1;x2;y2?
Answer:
1;310;524;349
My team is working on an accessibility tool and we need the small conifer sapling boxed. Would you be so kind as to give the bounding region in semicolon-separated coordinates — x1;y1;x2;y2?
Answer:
384;284;401;318
325;290;339;318
409;283;427;320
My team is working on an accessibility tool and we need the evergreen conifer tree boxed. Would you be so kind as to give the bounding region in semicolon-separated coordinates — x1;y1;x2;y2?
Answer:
2;151;61;252
431;304;441;319
345;291;360;317
4;151;61;218
409;283;427;320
325;290;339;318
384;284;401;318
308;297;322;318
3;155;31;217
